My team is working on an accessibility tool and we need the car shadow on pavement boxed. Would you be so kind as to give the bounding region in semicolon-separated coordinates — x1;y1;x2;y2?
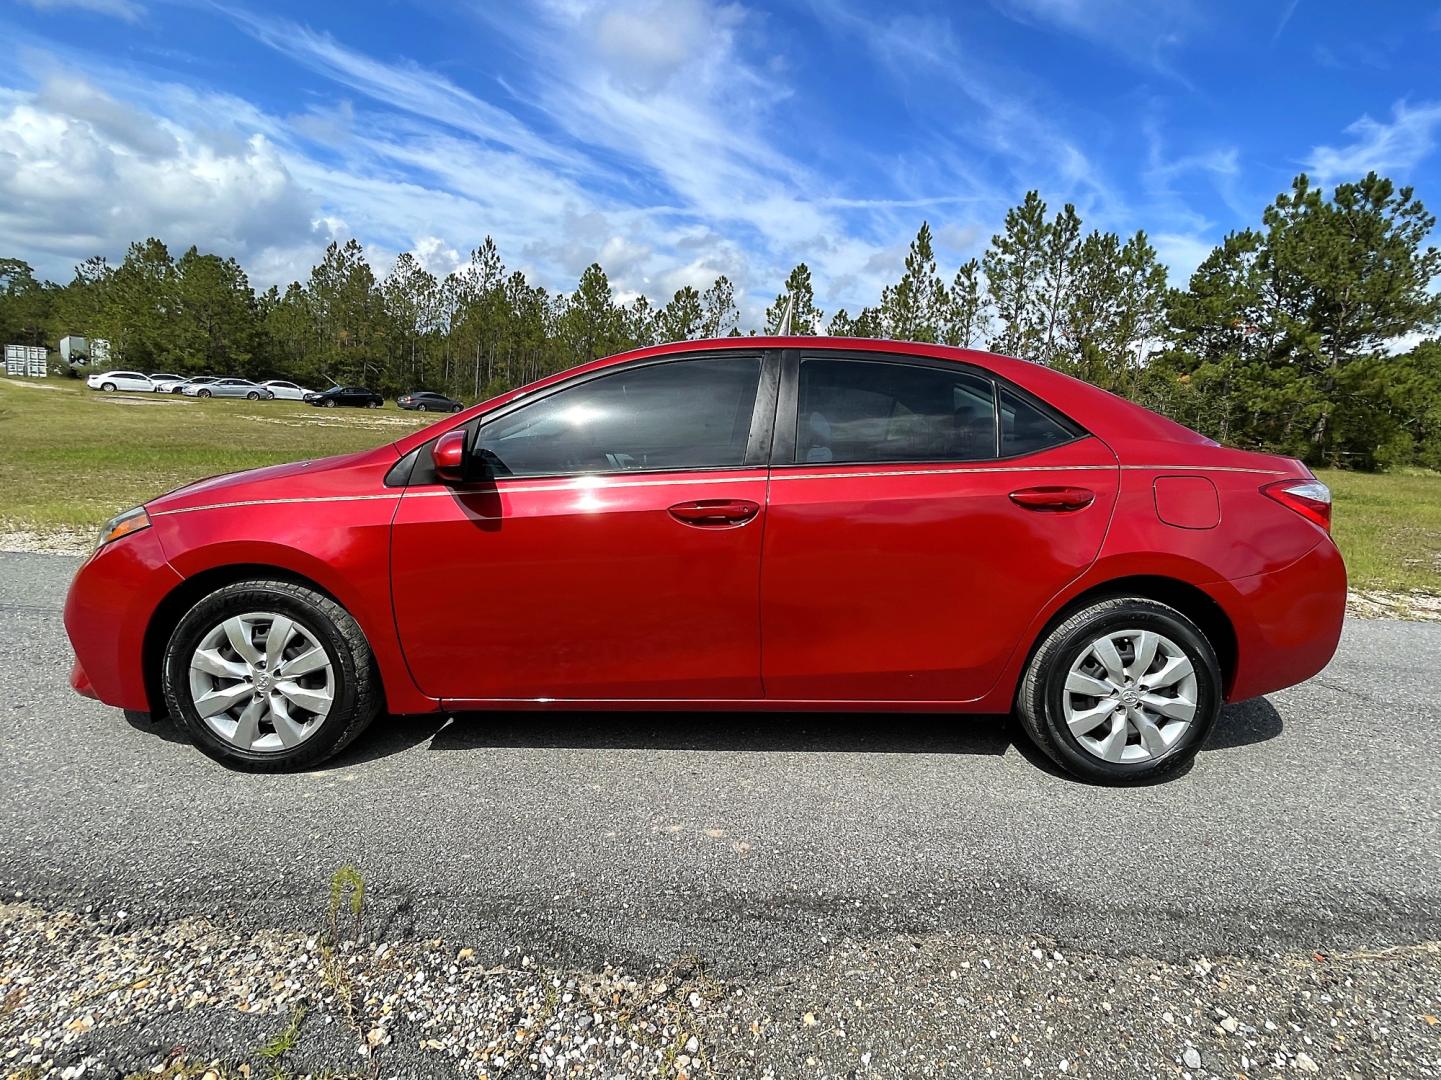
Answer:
420;711;1017;757
1204;697;1284;752
127;697;1284;777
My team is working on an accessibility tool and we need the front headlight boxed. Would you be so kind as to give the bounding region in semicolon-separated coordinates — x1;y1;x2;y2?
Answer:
96;506;151;551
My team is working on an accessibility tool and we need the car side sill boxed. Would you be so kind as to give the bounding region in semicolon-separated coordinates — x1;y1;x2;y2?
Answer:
437;697;990;713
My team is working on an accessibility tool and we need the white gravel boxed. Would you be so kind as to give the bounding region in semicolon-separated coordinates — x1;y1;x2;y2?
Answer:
4;901;1440;1078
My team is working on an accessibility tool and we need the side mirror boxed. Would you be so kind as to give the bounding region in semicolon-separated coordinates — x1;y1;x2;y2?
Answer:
432;430;468;483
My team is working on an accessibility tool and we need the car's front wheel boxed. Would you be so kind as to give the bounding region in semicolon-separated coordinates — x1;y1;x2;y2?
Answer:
324;399;337;408
198;388;212;398
1015;597;1220;784
247;391;260;400
417;403;428;412
162;580;382;771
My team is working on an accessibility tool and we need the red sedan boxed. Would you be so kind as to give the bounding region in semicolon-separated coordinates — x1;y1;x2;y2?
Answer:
64;338;1345;782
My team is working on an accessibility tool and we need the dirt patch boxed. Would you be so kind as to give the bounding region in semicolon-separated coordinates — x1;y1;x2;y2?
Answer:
242;412;429;430
0;378;65;391
91;395;195;406
1346;589;1441;621
0;527;91;555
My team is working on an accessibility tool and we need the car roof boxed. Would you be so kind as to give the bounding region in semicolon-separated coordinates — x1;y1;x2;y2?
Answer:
393;337;1213;458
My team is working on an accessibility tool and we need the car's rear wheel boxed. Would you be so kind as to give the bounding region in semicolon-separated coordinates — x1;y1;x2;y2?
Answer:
101;381;116;392
1015;597;1220;784
162;580;381;771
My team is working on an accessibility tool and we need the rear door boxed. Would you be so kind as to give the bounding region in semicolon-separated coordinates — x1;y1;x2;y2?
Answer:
391;350;779;702
760;350;1119;703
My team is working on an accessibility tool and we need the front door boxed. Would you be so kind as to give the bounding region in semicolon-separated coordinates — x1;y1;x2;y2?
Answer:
761;351;1119;703
391;352;776;702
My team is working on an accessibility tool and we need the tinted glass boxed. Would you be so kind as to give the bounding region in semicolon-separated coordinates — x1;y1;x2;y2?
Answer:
795;357;997;464
999;387;1077;456
477;356;762;476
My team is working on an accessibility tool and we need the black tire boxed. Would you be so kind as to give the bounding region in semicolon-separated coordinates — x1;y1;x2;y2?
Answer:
162;580;382;771
451;405;462;413
198;388;212;398
324;399;337;408
247;391;260;400
417;403;428;412
1015;597;1221;784
367;400;379;409
101;382;116;392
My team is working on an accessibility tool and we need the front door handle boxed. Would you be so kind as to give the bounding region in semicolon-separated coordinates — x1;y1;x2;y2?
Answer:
668;499;760;527
1009;486;1095;512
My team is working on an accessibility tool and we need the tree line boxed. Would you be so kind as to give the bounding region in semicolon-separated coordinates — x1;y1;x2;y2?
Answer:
1;170;1437;470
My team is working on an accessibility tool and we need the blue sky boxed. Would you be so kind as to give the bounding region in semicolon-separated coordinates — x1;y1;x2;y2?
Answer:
2;0;1439;324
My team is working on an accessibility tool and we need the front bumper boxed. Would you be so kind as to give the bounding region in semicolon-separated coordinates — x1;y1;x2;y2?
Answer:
64;526;184;711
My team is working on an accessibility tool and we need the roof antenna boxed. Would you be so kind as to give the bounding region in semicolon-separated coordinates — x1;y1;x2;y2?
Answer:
777;294;795;335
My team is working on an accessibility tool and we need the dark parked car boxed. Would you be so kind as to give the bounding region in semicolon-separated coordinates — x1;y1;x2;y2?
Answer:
397;391;463;413
303;386;383;409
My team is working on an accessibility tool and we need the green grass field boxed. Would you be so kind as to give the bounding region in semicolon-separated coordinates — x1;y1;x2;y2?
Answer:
0;375;430;534
1;375;1437;594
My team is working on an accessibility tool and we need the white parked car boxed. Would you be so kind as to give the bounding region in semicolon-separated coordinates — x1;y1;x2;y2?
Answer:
259;379;313;401
148;373;184;391
86;370;155;392
183;377;274;400
153;375;215;394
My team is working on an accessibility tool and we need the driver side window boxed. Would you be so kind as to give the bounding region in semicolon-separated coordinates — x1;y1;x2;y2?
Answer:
475;355;763;477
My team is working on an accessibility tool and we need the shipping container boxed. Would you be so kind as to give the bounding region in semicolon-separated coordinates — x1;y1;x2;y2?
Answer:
4;344;48;377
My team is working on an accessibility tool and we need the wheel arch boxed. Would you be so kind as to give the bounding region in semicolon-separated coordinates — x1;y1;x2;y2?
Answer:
1015;574;1239;702
141;563;360;717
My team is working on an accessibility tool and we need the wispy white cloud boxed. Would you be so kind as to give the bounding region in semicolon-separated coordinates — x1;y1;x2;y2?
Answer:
1306;100;1441;182
17;0;142;22
986;0;1195;81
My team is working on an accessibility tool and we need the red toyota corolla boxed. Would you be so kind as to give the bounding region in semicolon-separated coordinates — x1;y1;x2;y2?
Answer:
64;338;1345;782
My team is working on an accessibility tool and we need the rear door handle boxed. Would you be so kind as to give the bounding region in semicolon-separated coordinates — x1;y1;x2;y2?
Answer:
668;499;760;527
1009;486;1095;512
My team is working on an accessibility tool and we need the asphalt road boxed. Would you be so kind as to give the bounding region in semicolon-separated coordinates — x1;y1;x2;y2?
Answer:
3;550;1439;979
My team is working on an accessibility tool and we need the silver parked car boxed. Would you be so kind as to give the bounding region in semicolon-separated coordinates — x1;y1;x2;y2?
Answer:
183;378;274;400
156;375;218;394
259;379;314;401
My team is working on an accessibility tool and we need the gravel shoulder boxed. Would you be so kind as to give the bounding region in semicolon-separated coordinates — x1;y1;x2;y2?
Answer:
5;900;1440;1079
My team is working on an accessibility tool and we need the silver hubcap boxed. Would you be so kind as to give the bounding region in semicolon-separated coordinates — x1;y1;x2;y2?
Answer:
188;612;334;752
1063;629;1198;764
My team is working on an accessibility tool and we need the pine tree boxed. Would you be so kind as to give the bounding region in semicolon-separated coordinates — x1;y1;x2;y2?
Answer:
657;286;703;342
175;247;262;375
1037;204;1082;365
104;238;179;367
879;222;946;341
700;275;739;337
941;259;988;348
765;263;823;334
558;263;625;362
983;191;1050;358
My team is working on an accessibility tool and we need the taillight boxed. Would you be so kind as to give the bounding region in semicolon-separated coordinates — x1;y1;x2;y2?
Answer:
1261;479;1332;532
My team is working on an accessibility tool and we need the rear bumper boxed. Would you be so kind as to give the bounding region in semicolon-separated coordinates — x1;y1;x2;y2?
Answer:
1205;535;1347;702
63;528;184;712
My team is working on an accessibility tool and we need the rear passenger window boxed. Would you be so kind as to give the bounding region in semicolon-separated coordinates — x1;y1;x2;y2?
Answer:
999;387;1078;456
796;357;997;464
